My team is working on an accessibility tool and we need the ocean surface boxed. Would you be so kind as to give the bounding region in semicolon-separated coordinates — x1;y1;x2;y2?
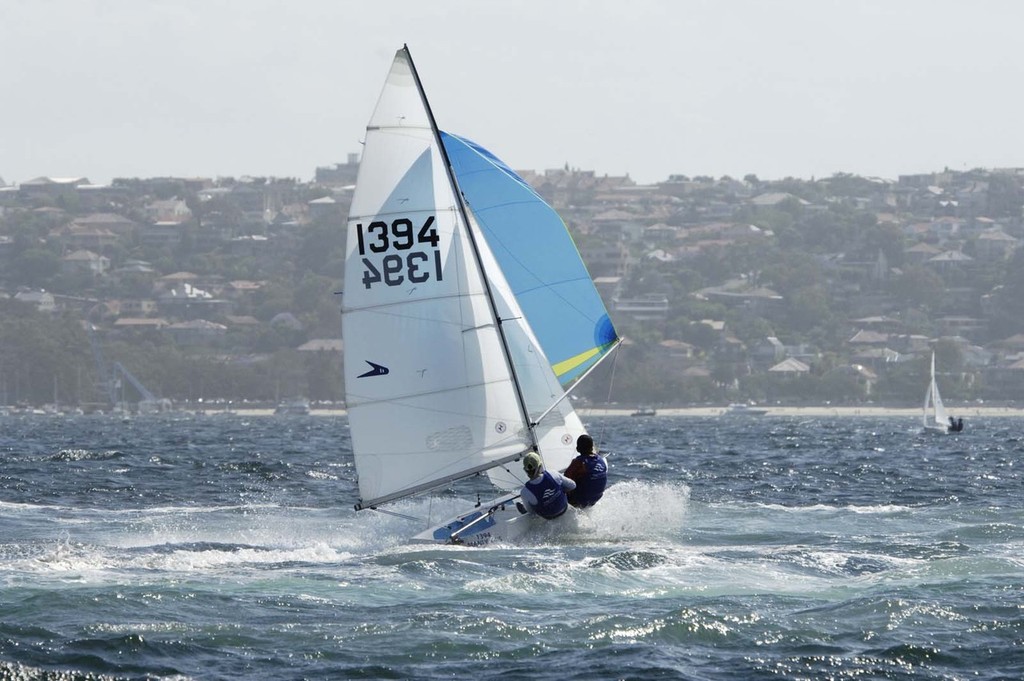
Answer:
1;413;1022;680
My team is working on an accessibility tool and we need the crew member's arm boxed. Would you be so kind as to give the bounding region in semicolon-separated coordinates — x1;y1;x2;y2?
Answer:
520;486;538;513
563;457;584;481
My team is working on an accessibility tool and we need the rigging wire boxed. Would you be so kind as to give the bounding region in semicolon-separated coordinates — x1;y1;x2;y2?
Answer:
605;340;621;405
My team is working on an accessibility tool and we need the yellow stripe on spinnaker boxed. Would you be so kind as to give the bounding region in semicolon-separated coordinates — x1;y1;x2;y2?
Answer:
551;342;615;380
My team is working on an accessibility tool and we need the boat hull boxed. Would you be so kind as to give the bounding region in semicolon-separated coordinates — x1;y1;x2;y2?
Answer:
722;405;768;416
411;493;562;546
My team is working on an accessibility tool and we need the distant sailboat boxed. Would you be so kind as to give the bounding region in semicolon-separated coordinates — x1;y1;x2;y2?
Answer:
922;352;957;433
341;46;620;545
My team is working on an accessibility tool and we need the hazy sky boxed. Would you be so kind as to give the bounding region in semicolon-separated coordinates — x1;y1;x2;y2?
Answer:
4;0;1023;186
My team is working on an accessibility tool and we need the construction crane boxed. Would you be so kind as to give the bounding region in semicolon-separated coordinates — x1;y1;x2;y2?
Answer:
87;322;171;413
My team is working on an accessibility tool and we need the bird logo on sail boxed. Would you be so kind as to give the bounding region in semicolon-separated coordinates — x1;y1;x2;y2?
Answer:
358;361;390;378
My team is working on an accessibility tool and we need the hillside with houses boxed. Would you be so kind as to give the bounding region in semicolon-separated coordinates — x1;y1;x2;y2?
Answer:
2;158;1024;411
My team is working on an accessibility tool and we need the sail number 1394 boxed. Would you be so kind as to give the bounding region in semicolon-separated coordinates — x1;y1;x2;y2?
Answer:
356;216;442;289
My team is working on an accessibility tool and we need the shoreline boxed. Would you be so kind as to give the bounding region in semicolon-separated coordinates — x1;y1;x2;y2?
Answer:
189;405;1024;418
575;406;1022;418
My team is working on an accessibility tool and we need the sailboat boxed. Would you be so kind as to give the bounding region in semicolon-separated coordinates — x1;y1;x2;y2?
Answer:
341;46;620;545
922;352;952;434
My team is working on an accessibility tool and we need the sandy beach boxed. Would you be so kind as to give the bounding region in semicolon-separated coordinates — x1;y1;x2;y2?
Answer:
209;405;1024;418
576;406;1024;418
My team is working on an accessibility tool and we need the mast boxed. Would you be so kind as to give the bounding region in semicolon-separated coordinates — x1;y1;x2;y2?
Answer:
401;45;539;454
929;352;936;427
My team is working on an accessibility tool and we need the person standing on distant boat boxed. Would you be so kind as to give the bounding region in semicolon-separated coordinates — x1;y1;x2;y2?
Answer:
520;452;575;519
564;433;608;508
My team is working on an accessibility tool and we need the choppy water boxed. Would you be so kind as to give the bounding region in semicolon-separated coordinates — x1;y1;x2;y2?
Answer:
1;413;1022;680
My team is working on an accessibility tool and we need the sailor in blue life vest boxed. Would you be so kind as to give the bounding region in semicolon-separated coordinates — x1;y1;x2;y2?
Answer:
519;452;575;519
563;433;608;508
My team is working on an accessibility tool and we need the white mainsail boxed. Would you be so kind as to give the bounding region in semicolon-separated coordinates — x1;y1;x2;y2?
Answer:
922;352;949;431
342;47;589;512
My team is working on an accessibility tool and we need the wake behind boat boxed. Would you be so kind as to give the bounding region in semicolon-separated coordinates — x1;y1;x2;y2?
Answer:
341;46;619;545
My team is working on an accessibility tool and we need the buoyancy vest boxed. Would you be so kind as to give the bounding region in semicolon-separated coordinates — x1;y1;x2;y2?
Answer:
524;471;569;519
574;455;608;507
